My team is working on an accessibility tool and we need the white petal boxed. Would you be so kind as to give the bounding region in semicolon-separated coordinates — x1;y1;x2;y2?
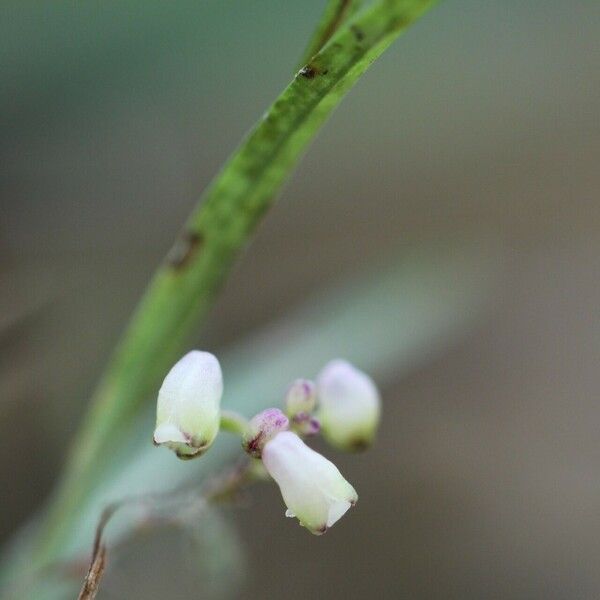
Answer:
153;423;188;444
326;500;352;528
262;431;357;534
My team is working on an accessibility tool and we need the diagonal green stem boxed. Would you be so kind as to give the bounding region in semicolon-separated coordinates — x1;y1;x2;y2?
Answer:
35;0;439;566
297;0;364;71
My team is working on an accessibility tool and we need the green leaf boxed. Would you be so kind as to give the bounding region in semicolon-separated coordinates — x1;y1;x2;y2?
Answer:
297;0;364;71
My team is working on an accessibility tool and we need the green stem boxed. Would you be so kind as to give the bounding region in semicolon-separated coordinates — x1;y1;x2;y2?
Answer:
297;0;364;71
34;0;439;567
219;410;249;436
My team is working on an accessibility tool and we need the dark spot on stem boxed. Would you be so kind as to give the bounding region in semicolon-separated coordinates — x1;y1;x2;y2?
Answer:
167;230;203;270
350;25;365;42
299;65;317;79
299;64;328;79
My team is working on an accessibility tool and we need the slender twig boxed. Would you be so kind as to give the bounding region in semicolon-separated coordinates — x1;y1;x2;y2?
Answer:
76;460;256;599
76;545;106;600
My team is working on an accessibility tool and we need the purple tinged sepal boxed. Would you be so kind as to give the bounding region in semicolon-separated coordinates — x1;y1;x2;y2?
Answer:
242;408;289;458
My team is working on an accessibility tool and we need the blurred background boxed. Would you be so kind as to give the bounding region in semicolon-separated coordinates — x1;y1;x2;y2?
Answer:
1;1;599;598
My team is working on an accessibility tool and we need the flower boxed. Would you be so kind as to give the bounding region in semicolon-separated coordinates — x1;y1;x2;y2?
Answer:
153;350;223;459
317;359;380;451
242;408;289;458
261;431;358;534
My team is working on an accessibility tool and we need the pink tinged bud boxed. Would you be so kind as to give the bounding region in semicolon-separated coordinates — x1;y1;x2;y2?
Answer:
284;379;317;417
153;351;223;459
242;408;289;458
317;359;381;452
261;431;358;535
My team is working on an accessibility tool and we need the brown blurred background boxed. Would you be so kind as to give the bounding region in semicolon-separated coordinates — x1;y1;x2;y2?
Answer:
1;1;599;598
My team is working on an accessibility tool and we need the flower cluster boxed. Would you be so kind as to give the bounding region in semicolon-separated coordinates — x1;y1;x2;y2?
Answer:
153;351;380;534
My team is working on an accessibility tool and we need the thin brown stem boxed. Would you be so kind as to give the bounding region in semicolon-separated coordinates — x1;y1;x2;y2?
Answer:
75;459;256;598
77;545;106;600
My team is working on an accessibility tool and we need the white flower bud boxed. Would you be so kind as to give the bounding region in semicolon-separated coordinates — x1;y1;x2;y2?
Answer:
284;379;317;417
242;408;289;458
317;359;381;451
153;351;223;459
262;431;358;535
